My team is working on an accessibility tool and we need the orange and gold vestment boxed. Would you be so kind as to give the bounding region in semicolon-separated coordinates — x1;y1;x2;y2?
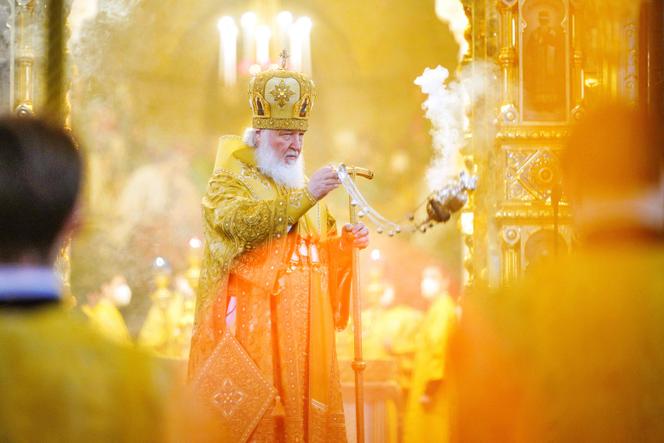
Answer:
189;136;351;442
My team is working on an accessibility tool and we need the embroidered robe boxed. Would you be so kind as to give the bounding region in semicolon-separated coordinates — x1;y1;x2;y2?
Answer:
189;136;351;442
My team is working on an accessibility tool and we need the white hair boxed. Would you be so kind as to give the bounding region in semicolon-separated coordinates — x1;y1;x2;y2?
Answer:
254;131;305;189
243;127;258;148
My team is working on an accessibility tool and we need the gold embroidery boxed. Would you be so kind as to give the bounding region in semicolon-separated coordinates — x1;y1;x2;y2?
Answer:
191;331;276;442
192;148;348;442
269;79;296;108
252;117;308;131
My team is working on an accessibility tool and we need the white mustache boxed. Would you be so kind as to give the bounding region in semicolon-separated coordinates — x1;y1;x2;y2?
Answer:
255;142;305;189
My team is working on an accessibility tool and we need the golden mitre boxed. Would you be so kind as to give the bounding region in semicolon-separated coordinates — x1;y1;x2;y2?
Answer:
248;51;315;131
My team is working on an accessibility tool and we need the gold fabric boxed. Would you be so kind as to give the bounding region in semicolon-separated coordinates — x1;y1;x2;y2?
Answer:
190;136;351;442
380;305;423;390
404;295;457;443
249;69;315;131
138;286;185;358
191;331;277;442
0;305;173;442
81;298;131;344
337;304;421;389
451;246;664;442
336;305;420;443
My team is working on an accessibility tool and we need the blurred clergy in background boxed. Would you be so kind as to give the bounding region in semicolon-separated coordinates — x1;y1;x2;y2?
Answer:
404;266;458;443
188;55;369;442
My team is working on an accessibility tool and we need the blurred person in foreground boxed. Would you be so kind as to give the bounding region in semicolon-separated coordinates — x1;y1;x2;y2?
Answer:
0;117;208;442
404;266;458;443
451;103;664;442
188;56;369;442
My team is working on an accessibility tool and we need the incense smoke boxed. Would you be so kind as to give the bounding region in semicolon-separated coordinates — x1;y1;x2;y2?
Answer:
435;0;470;62
415;62;498;192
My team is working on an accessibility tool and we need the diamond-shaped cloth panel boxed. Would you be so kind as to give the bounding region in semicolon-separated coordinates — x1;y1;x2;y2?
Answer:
191;331;276;442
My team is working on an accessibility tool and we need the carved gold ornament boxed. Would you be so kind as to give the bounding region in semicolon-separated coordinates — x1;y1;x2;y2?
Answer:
527;155;559;191
269;80;296;108
506;149;562;202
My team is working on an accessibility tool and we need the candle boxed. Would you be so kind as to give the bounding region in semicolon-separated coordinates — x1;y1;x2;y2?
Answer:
240;12;257;64
217;16;238;86
276;11;293;53
289;23;303;72
297;17;312;76
511;14;516;47
255;25;272;66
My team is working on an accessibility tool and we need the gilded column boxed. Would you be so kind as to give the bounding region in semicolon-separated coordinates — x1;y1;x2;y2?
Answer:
571;0;585;120
460;0;475;290
14;0;34;116
497;0;518;123
500;226;520;284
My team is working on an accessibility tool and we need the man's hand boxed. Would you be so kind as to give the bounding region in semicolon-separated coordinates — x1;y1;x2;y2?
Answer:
308;166;340;200
343;223;370;250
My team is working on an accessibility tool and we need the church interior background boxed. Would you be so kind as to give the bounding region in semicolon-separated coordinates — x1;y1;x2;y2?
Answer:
1;0;660;441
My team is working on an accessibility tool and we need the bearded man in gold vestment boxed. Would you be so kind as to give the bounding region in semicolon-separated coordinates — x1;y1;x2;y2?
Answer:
189;61;369;442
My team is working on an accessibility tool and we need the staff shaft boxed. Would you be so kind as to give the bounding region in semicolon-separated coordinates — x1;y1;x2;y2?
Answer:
349;171;366;443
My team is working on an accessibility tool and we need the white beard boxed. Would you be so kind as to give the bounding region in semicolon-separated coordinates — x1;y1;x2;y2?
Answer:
254;137;305;189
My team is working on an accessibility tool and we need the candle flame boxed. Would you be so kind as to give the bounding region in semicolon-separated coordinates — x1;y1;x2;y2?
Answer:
276;11;293;28
255;25;272;65
240;11;257;29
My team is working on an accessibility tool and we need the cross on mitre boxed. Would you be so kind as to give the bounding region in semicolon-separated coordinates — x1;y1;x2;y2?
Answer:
279;49;290;69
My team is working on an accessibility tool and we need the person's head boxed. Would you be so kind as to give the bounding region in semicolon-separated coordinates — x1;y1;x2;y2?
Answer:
244;127;306;188
255;129;304;165
0;117;83;265
379;284;396;308
246;63;315;188
563;102;663;241
105;275;132;307
420;266;449;300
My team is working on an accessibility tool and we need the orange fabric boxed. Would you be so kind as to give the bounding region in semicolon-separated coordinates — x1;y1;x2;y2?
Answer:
326;238;353;329
190;232;350;442
308;264;335;439
451;247;664;442
190;141;351;441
